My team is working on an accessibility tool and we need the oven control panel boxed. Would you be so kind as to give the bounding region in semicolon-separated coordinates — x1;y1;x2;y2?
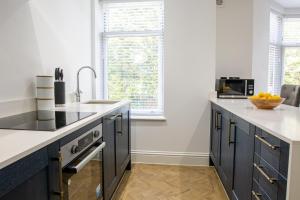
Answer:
61;123;102;167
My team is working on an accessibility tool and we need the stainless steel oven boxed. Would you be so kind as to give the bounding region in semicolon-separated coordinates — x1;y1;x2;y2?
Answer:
60;123;105;200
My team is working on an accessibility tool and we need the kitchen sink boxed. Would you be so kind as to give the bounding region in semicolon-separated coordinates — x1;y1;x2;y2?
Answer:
82;100;120;105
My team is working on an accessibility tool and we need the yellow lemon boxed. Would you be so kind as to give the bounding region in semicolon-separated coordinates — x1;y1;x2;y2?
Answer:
258;92;265;98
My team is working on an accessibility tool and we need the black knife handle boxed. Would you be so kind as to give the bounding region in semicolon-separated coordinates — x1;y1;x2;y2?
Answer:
55;68;60;81
60;69;63;81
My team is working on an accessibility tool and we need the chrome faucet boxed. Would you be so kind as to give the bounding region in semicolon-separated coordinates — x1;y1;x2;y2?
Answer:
75;66;97;102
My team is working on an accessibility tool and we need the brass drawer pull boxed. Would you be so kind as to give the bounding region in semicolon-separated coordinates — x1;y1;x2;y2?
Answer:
252;191;262;200
254;163;277;184
255;135;279;150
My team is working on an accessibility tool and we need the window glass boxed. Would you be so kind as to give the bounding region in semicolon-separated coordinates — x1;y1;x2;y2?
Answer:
102;1;164;115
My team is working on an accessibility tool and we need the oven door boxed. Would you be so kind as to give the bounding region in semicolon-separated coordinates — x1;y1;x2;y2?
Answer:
63;140;106;200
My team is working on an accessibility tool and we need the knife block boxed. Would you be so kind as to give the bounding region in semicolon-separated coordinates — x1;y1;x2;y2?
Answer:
54;81;65;106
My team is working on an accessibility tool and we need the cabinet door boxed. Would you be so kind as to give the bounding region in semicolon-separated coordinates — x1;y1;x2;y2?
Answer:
219;110;235;197
210;106;222;169
0;147;49;200
116;106;130;177
1;168;49;200
103;114;118;200
232;116;254;200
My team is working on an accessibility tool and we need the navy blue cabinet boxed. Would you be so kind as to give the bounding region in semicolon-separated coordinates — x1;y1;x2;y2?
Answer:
218;109;235;198
103;106;131;200
210;102;289;200
103;112;119;200
0;142;60;200
232;115;254;200
253;127;289;200
210;104;222;171
116;105;131;177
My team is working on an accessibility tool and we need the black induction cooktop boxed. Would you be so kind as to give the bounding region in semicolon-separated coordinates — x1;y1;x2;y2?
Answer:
0;111;96;131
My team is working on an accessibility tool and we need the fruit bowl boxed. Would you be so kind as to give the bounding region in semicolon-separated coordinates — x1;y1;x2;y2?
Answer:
248;97;285;109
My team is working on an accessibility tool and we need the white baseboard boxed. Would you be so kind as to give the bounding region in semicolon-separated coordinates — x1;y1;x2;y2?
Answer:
131;150;209;166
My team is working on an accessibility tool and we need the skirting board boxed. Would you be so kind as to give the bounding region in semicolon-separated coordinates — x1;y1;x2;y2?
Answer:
131;150;209;166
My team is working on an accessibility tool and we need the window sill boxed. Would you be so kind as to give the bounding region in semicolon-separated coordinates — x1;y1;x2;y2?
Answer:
131;115;167;121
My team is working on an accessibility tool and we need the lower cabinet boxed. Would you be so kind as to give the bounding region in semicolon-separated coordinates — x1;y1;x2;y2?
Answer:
103;105;131;200
231;115;254;200
218;109;235;197
116;105;131;176
210;105;222;171
0;142;60;200
103;112;119;200
1;168;49;200
210;103;289;200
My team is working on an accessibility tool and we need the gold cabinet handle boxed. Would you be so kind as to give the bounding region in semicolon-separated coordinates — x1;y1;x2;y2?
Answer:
254;163;277;184
255;135;279;150
252;191;262;200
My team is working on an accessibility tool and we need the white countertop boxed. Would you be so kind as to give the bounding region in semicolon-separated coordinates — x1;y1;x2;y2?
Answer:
210;98;300;145
0;100;130;170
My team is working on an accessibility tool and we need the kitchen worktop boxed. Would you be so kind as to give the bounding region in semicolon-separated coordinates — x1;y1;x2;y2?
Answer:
0;100;130;170
210;97;300;145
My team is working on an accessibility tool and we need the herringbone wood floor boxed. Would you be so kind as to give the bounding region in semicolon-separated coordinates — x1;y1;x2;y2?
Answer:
113;164;228;200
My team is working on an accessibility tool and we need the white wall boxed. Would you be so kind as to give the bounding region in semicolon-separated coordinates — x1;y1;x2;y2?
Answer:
0;0;93;102
131;0;216;165
252;0;271;93
216;0;253;79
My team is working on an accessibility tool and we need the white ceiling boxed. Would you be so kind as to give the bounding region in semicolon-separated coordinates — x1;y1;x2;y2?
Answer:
274;0;300;8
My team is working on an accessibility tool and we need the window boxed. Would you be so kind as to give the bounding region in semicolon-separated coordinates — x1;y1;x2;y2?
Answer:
268;13;300;94
282;18;300;85
101;0;164;116
268;12;283;95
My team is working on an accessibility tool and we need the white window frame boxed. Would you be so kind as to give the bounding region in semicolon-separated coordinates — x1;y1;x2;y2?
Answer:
98;0;165;117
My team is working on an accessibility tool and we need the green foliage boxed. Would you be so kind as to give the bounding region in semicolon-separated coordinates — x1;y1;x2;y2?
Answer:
107;36;160;110
284;48;300;85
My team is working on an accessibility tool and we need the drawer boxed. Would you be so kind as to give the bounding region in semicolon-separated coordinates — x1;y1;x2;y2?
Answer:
253;154;287;200
254;127;289;178
252;179;271;200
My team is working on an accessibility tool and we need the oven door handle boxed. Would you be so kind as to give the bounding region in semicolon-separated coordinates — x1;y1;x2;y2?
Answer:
67;142;106;173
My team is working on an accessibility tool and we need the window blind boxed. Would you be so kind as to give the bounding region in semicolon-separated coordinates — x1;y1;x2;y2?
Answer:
102;1;164;115
283;18;300;45
268;12;282;95
282;18;300;85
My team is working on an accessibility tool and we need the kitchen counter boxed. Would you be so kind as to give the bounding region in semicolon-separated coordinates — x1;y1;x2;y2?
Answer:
0;100;130;170
210;97;300;144
210;98;300;200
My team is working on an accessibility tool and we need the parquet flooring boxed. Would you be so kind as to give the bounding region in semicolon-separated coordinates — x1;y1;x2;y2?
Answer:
113;164;228;200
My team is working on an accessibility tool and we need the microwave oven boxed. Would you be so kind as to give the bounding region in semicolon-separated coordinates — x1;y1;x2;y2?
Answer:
215;78;255;99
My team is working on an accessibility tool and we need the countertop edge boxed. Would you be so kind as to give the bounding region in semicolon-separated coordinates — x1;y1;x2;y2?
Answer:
210;98;300;145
